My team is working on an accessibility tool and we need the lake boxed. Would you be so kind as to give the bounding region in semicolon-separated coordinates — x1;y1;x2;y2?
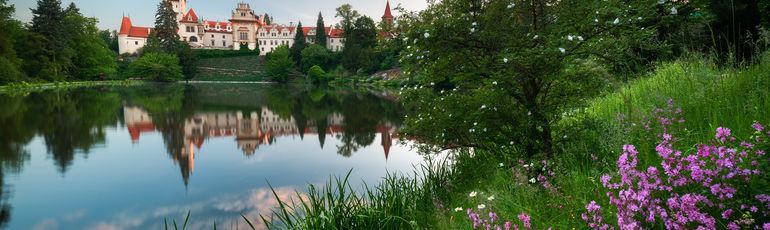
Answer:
0;83;423;229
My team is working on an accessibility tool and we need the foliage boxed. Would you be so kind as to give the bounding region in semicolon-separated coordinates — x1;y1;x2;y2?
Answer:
342;16;377;73
63;4;117;80
307;65;326;83
175;42;197;80
151;0;179;53
0;0;22;84
128;52;183;82
335;4;360;33
264;46;294;83
290;22;307;66
315;12;327;47
300;44;331;72
193;48;260;59
398;0;696;157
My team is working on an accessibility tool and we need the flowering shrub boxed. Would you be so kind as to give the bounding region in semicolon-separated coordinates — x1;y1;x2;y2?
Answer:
583;101;770;229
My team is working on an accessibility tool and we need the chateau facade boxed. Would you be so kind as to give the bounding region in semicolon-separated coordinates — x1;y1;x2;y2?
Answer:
118;0;393;55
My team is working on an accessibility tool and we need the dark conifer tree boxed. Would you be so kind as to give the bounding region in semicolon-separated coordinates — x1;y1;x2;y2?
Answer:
315;12;327;48
290;22;307;65
152;0;179;53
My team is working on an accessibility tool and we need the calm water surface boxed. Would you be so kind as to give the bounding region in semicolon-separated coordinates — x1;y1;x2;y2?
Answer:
0;84;422;229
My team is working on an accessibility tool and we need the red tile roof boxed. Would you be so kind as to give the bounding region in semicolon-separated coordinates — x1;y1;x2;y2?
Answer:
119;16;152;38
181;8;199;23
328;27;344;38
204;20;232;33
129;26;152;38
119;16;132;35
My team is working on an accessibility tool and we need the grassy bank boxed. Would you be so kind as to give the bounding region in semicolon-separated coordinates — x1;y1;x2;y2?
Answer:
0;80;144;94
194;55;268;82
255;53;770;229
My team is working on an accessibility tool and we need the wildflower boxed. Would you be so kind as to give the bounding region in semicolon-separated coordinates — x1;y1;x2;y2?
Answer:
670;6;678;15
505;222;512;230
503;58;509;63
499;163;504;167
488;196;495;201
424;32;430;38
529;178;536;183
481;105;487;110
470;28;476;33
567;35;574;41
577;36;584;41
455;207;464;212
722;209;733;219
470;191;478;197
518;213;531;229
753;122;765;133
559;48;566;53
613;18;620;24
478;204;486;209
507;3;515;9
716;127;731;142
493;81;498;85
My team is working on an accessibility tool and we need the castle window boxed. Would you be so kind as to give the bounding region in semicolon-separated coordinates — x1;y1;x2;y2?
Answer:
241;13;245;17
190;36;198;42
223;41;226;47
186;26;195;33
222;35;225;39
211;40;215;46
240;32;248;40
135;41;138;45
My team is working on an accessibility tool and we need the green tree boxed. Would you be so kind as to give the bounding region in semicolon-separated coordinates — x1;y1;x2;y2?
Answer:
301;44;331;72
176;41;197;80
30;0;70;80
315;12;328;47
290;22;307;65
265;46;294;83
307;65;327;83
128;52;183;82
398;0;692;157
63;3;116;80
0;0;22;84
335;4;360;34
99;30;120;54
151;0;179;53
341;16;377;73
263;13;271;25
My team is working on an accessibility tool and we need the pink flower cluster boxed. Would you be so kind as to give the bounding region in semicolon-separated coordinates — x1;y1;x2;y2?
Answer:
467;208;536;230
583;102;770;229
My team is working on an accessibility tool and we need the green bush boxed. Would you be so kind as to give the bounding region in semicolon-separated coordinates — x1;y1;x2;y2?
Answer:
307;65;326;83
193;48;259;59
264;46;293;83
300;44;331;72
128;52;183;82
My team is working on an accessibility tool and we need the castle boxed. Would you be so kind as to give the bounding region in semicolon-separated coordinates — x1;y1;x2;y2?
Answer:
118;0;395;55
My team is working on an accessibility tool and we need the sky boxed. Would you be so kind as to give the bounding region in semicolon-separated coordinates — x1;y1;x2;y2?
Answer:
9;0;429;31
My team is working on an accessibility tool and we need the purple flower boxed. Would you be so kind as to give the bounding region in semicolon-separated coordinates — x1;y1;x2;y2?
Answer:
716;127;731;142
517;213;531;229
753;122;765;133
763;223;770;230
721;209;732;219
727;222;739;230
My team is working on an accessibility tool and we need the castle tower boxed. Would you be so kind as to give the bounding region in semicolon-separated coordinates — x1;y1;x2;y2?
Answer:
382;0;394;27
230;2;260;50
167;0;187;21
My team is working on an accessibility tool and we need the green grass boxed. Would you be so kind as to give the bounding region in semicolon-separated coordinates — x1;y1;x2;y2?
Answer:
194;55;268;82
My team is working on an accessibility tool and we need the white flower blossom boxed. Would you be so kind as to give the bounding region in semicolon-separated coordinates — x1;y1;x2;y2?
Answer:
613;18;620;24
478;204;486;209
480;105;487;109
559;48;566;53
487;196;495;201
507;3;515;9
424;32;430;38
577;36;584;41
454;207;464;212
499;163;504;167
595;18;599;23
529;178;536;183
470;28;476;33
469;191;478;197
670;7;677;15
503;58;509;63
567;35;574;41
492;81;498;85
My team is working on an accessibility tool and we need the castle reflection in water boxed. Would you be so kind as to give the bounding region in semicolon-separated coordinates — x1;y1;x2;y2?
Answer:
124;105;399;184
